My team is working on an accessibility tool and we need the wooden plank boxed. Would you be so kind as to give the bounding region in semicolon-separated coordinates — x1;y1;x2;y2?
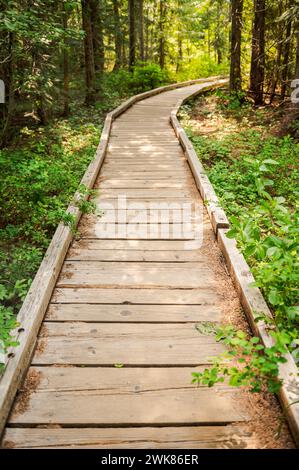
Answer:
2;425;258;449
105;156;185;162
67;248;201;262
32;323;224;365
100;172;188;179
57;261;215;288
69;238;206;251
102;163;187;170
9;367;247;425
46;303;222;323
98;189;191;199
98;179;187;189
79;225;202;241
95;199;195;207
52;287;221;305
79;211;206;226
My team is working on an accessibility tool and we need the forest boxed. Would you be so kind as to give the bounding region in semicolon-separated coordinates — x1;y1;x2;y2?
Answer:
0;0;299;418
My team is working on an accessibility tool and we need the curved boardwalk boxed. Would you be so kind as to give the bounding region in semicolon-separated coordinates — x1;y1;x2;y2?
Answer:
3;84;261;448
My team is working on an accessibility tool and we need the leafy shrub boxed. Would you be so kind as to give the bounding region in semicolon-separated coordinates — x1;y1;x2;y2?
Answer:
192;325;291;394
175;55;229;82
131;63;169;92
215;89;248;110
184;95;299;394
0;105;103;370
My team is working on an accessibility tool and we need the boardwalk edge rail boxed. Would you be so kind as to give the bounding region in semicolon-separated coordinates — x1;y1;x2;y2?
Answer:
0;76;224;438
170;89;299;446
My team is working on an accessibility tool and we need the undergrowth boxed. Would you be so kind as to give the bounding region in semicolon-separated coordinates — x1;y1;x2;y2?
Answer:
181;90;299;394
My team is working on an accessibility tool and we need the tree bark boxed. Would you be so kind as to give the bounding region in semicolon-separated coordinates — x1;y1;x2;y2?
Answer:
269;0;283;103
129;0;136;70
249;0;266;105
159;0;165;69
81;0;96;105
215;0;223;65
281;15;292;100
138;0;144;62
176;37;183;73
62;2;70;117
112;0;122;70
1;32;15;147
90;0;104;74
296;31;299;79
229;0;243;92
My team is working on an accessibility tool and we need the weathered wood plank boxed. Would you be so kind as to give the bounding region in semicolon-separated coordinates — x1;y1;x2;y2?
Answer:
9;367;247;425
100;171;188;179
2;425;258;449
69;239;206;251
80;212;205;227
46;303;221;322
98;179;188;189
79;224;203;240
52;287;221;305
67;248;201;262
57;261;215;288
98;189;191;199
32;323;224;365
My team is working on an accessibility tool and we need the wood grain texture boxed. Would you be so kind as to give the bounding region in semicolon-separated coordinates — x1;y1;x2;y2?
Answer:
46;303;222;323
52;287;221;305
2;425;258;449
57;261;216;288
8;367;248;425
32;322;224;365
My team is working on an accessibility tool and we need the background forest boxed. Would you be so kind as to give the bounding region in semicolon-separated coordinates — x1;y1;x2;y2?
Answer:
0;0;298;374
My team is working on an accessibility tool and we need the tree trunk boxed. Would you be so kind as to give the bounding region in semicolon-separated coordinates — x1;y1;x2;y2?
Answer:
296;31;299;79
81;0;96;105
1;32;15;147
112;0;122;70
62;2;70;117
176;37;183;73
159;0;165;69
90;0;104;75
229;0;243;92
281;15;292;100
145;6;149;61
129;0;135;70
215;0;223;65
138;0;144;62
249;0;266;105
269;0;283;104
279;25;299;136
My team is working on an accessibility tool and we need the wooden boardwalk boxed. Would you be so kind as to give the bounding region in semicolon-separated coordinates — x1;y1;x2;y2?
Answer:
2;84;260;448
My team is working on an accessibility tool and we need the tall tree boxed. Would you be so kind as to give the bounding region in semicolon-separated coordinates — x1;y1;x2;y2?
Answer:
112;0;122;70
138;0;144;62
215;0;224;64
129;0;136;70
229;0;243;92
62;1;70;117
250;0;266;105
281;4;293;100
81;0;96;104
90;0;105;75
159;0;166;69
269;0;284;103
296;31;299;78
